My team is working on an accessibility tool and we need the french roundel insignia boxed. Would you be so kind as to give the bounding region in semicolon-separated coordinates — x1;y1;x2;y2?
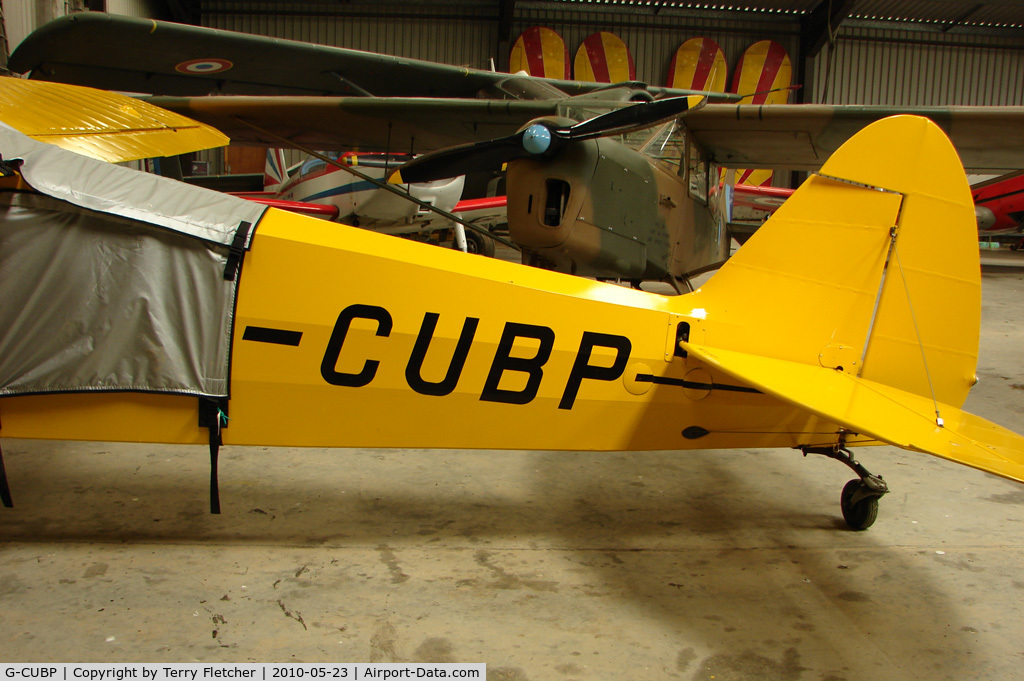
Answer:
175;58;233;74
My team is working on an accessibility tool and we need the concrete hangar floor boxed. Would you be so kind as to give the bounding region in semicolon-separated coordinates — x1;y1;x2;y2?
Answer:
1;250;1022;681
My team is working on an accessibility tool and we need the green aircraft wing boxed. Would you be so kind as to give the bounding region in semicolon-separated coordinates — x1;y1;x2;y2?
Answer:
9;12;726;101
684;104;1024;174
143;94;1024;173
10;12;521;97
144;95;688;154
12;13;1024;172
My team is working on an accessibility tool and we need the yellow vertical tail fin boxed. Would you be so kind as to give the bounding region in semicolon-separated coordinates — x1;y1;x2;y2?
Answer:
678;116;1024;482
689;115;979;409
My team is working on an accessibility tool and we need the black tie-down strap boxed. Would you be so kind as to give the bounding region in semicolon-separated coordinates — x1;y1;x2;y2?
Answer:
199;397;229;514
0;154;24;178
0;441;12;508
224;221;253;282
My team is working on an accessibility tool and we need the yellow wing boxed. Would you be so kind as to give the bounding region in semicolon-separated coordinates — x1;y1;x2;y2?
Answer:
0;77;227;162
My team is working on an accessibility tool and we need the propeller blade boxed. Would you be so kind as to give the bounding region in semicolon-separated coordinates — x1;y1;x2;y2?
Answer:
394;96;690;184
565;95;691;140
394;124;562;184
392;134;526;184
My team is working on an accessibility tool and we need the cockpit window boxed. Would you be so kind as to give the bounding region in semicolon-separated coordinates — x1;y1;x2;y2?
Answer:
553;100;687;174
687;142;709;205
636;120;686;173
299;151;342;178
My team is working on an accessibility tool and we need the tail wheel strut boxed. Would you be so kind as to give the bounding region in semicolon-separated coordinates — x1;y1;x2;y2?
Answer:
801;444;889;531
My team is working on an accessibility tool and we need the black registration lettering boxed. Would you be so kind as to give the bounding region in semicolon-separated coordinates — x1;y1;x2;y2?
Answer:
480;322;555;405
320;304;393;387
558;332;631;410
405;312;480;396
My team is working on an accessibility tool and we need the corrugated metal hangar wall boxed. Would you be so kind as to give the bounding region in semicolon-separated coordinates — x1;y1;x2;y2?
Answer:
810;25;1024;106
189;0;1024;107
6;0;1024;108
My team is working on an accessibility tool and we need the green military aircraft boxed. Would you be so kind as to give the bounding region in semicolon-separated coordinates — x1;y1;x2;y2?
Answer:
11;12;1024;290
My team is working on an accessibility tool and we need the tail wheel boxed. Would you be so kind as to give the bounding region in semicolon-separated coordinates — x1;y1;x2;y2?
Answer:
841;479;880;531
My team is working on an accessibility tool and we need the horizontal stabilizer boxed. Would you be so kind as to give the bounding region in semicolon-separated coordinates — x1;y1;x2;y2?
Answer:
684;342;1024;483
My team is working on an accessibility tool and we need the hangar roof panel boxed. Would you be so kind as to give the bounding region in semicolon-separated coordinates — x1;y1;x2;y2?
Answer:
853;0;1024;28
541;1;1024;28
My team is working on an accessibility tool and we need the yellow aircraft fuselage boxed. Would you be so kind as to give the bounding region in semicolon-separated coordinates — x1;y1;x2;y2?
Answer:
2;115;1023;495
0;208;832;453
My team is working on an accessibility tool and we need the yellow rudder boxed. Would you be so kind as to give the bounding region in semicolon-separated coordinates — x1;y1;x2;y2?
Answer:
676;115;1024;484
685;115;979;409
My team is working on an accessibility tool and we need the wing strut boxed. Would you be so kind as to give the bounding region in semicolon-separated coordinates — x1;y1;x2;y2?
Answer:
325;72;375;97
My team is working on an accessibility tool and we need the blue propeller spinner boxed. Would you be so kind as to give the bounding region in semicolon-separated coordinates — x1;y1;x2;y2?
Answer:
522;124;553;155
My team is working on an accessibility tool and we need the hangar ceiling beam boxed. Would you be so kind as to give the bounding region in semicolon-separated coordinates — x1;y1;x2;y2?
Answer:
797;0;857;105
941;3;984;32
162;0;200;25
497;0;517;72
801;0;858;59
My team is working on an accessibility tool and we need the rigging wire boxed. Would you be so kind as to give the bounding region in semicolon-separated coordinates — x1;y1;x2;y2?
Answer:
892;244;944;427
